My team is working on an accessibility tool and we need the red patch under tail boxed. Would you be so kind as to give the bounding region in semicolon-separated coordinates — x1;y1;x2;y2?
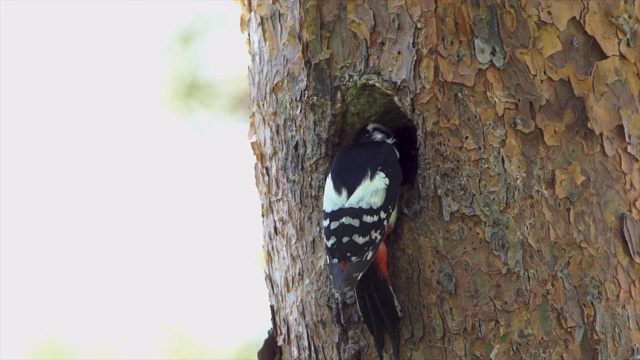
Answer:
373;225;394;282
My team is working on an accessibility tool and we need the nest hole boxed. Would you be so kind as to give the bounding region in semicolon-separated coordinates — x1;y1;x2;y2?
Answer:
336;84;418;185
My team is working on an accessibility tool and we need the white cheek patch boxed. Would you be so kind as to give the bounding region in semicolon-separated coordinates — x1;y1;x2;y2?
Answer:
371;132;386;141
366;124;395;144
345;171;389;209
323;174;348;212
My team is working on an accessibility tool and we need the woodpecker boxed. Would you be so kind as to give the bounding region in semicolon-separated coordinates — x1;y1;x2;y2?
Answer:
323;123;403;359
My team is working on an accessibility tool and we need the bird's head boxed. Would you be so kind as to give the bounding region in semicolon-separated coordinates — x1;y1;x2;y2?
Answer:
353;123;395;145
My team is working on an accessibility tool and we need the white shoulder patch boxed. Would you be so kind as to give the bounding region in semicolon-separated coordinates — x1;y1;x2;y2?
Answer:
323;174;348;212
345;170;389;209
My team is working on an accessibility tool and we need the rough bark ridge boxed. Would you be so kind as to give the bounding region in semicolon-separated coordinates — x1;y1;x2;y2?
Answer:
243;0;640;359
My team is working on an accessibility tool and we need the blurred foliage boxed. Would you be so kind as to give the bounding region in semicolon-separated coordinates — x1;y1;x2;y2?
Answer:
26;337;115;360
27;330;264;360
27;338;79;360
233;338;264;360
161;327;218;359
166;16;250;121
161;327;263;360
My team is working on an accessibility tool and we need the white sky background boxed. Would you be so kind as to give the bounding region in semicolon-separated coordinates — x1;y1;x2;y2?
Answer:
0;1;270;359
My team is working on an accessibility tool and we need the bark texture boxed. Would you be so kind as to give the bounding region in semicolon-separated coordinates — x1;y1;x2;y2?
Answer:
243;1;640;359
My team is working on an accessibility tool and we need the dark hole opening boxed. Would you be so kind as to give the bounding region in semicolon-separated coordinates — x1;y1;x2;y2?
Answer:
339;84;419;186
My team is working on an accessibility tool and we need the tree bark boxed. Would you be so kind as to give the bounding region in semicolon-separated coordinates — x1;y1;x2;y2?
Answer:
243;0;640;358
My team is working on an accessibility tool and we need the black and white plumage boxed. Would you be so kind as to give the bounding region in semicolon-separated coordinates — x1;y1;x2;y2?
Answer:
323;123;403;358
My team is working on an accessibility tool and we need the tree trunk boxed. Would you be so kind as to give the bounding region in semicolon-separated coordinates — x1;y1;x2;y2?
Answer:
243;0;640;358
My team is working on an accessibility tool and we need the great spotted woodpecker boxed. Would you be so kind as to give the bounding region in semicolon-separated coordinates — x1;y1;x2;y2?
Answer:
323;123;402;358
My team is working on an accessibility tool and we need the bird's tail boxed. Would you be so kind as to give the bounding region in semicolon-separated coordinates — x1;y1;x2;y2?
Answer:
355;263;402;359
